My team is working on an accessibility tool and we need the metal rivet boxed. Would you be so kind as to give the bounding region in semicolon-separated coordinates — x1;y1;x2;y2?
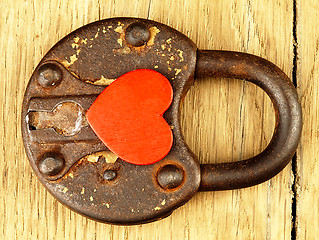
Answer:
125;22;150;47
38;156;64;176
37;63;62;88
103;170;117;181
157;165;184;190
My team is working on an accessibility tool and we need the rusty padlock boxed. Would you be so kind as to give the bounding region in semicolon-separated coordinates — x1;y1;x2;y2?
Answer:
22;18;302;224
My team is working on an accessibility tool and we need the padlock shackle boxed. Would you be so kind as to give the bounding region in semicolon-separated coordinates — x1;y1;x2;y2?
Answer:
195;50;302;190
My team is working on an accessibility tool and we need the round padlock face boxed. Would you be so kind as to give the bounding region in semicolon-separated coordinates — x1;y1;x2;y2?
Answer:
21;18;201;224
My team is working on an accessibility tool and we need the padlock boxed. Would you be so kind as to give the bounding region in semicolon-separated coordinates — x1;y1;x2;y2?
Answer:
21;18;302;224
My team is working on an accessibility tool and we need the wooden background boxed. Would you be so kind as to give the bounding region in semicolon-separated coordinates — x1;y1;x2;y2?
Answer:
0;0;317;239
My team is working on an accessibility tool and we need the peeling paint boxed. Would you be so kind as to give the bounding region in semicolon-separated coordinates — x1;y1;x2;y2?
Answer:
115;46;131;54
62;54;78;68
88;76;116;85
86;151;118;163
117;38;123;47
147;26;160;46
174;68;182;75
177;49;184;62
114;26;123;34
103;202;110;208
72;43;79;48
81;38;88;44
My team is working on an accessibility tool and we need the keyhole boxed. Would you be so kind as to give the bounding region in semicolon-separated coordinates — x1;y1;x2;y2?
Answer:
27;101;87;136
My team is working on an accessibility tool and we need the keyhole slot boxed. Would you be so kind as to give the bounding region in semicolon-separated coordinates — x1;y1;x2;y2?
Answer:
27;101;88;136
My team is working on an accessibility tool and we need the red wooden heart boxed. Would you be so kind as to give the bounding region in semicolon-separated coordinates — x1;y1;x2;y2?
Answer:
86;69;173;165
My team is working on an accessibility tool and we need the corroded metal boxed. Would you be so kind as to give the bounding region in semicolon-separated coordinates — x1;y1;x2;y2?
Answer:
22;17;302;225
22;18;200;224
195;50;302;190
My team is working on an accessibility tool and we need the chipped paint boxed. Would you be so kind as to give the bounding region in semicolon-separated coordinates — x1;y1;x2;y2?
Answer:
81;38;88;44
108;25;112;29
166;38;172;44
62;187;68;193
85;151;118;163
147;26;160;46
62;54;78;67
117;38;123;47
94;189;97;192
161;199;166;205
69;173;74;179
114;26;123;34
88;76;116;85
170;56;175;61
161;44;165;50
90;196;94;201
72;43;79;48
76;49;81;55
174;68;182;75
94;32;99;39
103;202;110;208
154;65;159;69
177;49;184;62
115;46;131;54
81;188;85;194
154;207;161;211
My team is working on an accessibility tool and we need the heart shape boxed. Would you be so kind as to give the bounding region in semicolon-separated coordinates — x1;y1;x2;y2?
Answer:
86;69;173;165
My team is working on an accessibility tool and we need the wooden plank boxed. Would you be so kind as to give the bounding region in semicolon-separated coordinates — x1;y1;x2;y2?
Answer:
296;0;319;239
0;0;294;239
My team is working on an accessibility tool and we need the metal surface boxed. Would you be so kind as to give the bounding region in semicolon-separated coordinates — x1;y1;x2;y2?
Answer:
22;17;302;224
195;50;302;190
22;17;200;224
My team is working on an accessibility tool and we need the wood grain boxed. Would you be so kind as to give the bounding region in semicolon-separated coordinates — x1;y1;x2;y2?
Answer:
0;0;303;239
296;0;319;239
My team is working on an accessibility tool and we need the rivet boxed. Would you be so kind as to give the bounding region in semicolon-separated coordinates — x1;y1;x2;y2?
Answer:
103;169;117;181
38;156;64;176
37;63;62;88
125;22;150;47
157;164;184;190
